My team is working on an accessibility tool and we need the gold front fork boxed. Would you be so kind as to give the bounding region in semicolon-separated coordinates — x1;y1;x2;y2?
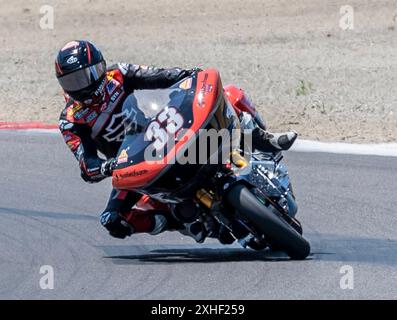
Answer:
230;150;248;168
196;151;248;208
196;189;214;209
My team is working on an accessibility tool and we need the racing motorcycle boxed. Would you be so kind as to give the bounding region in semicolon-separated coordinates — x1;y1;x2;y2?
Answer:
112;69;310;260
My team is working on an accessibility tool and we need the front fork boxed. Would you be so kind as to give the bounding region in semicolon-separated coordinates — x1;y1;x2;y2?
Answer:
194;157;256;243
194;151;301;246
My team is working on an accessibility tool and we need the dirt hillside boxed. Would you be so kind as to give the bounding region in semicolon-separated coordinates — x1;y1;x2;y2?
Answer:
1;0;397;142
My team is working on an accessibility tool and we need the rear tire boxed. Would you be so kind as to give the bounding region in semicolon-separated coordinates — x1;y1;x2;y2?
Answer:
227;184;310;260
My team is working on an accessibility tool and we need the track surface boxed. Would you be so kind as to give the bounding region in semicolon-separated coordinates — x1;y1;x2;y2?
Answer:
0;132;396;299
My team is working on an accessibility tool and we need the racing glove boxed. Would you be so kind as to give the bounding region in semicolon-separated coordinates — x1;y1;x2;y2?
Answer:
100;211;133;239
80;157;116;183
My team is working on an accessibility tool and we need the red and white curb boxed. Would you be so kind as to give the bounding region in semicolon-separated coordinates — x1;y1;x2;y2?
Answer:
0;122;58;130
1;122;397;157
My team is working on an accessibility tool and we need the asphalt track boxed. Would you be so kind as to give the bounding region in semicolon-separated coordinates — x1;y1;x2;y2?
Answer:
0;131;396;299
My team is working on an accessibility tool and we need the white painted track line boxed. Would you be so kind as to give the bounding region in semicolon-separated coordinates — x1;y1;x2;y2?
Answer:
2;129;397;157
292;139;397;157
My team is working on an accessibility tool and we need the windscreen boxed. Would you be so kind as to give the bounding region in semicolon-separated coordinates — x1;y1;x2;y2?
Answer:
114;77;197;168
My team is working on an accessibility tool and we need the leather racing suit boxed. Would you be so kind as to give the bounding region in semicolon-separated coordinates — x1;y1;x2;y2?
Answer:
59;63;194;238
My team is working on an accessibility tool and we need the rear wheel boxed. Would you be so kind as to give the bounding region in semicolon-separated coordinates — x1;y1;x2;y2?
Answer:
227;184;310;260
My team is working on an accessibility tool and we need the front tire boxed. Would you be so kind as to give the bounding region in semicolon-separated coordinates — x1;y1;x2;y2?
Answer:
227;184;310;260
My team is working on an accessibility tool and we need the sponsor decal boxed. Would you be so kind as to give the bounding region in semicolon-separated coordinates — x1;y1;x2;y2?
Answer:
179;78;192;90
59;120;73;131
87;166;100;173
117;149;128;164
116;169;149;180
203;83;213;93
94;78;106;97
66;140;75;149
66;56;78;64
200;73;213;94
106;79;117;95
110;90;121;103
118;63;129;75
71;103;82;112
74;108;90;120
66;137;79;151
103;107;135;142
100;103;108;112
85;111;98;123
197;73;212;108
106;71;115;80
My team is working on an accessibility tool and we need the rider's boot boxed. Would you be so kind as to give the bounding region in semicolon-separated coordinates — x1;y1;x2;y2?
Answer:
240;112;298;153
252;128;298;153
122;209;180;235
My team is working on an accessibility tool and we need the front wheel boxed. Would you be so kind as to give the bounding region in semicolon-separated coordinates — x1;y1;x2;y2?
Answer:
226;184;310;260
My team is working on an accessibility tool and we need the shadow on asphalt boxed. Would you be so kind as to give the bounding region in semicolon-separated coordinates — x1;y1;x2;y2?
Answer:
308;233;397;267
100;232;397;266
101;246;313;264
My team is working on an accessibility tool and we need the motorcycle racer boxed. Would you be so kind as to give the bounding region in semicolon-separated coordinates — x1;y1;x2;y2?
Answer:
56;40;297;241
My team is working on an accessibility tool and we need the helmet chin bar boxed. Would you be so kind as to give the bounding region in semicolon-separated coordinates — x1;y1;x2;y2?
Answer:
93;78;106;96
81;77;107;105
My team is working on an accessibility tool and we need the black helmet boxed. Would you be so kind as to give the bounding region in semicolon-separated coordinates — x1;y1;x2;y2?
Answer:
55;40;106;103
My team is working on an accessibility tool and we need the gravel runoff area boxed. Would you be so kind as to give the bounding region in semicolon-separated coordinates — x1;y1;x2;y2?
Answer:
1;0;397;142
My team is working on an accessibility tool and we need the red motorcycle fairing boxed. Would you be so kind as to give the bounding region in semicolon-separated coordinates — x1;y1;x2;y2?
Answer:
112;69;224;191
112;192;170;232
224;84;256;116
224;84;267;130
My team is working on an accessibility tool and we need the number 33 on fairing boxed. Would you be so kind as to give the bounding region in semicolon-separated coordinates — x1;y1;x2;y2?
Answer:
145;107;184;150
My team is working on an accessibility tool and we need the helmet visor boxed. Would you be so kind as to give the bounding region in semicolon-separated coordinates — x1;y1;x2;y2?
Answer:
58;61;106;92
